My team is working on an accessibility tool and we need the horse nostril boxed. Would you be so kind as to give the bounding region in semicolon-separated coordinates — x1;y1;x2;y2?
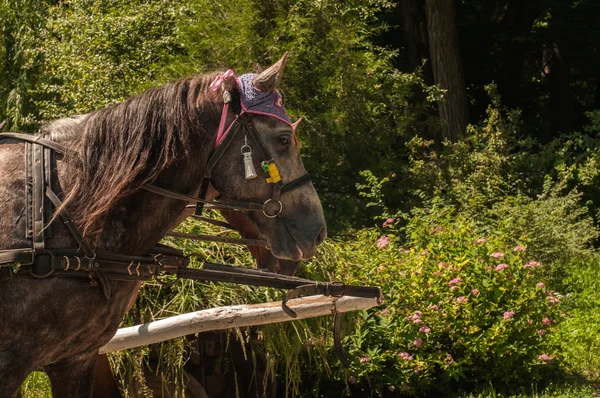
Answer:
315;226;327;246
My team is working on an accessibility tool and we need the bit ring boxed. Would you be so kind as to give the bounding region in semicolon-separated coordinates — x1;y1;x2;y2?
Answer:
263;199;282;218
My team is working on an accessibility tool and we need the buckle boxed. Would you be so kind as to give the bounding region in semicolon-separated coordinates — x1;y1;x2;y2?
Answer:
30;254;55;278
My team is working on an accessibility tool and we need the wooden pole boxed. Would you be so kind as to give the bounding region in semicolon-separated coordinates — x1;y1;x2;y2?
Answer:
100;295;382;354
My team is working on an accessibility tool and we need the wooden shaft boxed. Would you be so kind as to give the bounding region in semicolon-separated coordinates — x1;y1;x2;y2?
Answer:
99;295;381;354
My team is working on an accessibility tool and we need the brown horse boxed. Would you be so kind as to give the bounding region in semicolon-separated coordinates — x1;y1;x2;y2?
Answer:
0;55;326;397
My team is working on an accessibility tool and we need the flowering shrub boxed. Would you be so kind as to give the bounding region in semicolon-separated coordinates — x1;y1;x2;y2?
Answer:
312;216;562;395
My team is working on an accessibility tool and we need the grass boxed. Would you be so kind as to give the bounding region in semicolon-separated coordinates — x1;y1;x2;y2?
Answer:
20;372;51;397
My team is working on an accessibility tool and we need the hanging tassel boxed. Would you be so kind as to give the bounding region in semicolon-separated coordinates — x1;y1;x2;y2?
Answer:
242;136;257;180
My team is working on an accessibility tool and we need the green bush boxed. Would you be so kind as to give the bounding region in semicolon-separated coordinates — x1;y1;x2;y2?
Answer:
302;214;562;395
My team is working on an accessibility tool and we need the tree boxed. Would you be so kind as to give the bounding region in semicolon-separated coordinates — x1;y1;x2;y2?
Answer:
425;0;469;142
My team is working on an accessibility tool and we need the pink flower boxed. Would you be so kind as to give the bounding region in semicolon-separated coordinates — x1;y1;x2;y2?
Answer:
381;308;389;317
538;354;554;362
377;236;390;249
495;263;509;271
548;295;560;304
523;260;542;269
401;385;410;392
457;296;468;304
542;317;551;325
513;245;526;252
491;252;505;258
413;337;423;347
536;282;545;288
449;277;463;287
360;355;371;363
471;289;480;295
476;238;487;244
382;218;395;227
388;386;396;392
421;249;429;255
419;326;431;333
503;311;515;320
537;329;546;336
407;313;423;324
348;376;356;384
398;352;414;361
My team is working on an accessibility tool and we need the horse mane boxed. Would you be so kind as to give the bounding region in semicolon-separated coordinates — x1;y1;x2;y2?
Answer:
41;72;239;243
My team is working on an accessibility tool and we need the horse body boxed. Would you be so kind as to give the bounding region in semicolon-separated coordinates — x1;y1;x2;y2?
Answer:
0;55;326;397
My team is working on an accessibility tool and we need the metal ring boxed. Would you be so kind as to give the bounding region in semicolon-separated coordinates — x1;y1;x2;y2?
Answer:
241;145;252;155
135;262;141;277
63;256;70;271
262;199;282;218
29;269;55;279
75;257;81;271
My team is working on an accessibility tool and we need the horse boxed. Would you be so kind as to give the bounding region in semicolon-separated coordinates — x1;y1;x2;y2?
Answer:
0;53;326;397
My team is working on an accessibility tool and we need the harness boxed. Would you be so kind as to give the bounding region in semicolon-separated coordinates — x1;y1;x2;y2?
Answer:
0;71;382;367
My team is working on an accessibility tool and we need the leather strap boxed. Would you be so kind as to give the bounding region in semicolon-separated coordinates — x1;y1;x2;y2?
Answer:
280;173;311;194
165;231;267;246
45;187;96;260
0;249;34;265
142;184;265;212
31;143;46;255
44;147;53;238
0;132;66;154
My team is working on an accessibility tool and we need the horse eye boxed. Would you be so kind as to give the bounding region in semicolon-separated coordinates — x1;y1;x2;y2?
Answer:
277;135;290;146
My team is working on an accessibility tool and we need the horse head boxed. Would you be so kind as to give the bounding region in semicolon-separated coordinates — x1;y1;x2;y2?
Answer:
208;54;327;264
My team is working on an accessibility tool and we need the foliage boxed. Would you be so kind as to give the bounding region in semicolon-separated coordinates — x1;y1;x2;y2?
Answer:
295;217;563;396
396;85;600;283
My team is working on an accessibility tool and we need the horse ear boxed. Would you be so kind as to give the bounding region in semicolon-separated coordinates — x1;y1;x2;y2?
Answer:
252;52;289;92
291;117;302;134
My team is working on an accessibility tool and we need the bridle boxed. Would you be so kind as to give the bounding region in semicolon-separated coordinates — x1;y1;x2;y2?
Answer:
143;112;312;221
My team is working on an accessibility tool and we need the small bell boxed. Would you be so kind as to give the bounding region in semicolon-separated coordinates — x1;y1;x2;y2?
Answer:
241;137;257;180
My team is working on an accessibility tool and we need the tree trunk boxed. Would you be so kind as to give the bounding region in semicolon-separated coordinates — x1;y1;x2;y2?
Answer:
399;0;432;81
425;0;468;142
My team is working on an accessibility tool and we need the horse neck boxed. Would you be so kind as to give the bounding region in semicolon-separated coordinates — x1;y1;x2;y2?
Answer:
49;120;216;256
95;139;213;255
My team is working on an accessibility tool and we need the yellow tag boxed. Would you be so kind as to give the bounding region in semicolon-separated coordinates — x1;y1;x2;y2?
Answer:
266;163;281;184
